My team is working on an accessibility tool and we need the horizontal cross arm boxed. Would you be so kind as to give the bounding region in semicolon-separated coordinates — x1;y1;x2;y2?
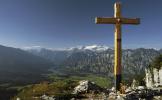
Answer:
121;18;140;25
95;17;140;25
95;17;116;24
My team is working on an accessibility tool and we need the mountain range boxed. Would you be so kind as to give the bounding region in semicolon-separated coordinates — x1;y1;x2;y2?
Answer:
25;45;162;81
0;44;161;84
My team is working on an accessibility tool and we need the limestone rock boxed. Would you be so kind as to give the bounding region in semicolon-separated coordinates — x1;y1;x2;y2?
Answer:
108;92;116;100
131;79;138;90
125;87;132;93
73;80;103;94
41;94;55;100
137;86;145;90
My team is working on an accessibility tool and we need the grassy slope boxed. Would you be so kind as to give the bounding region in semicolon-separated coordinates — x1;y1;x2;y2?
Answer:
13;74;112;100
48;74;112;88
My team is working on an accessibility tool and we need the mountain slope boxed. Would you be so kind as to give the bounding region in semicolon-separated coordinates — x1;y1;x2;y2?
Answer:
0;45;53;83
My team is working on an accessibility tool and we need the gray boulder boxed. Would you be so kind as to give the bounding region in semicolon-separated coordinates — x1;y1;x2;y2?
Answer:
73;80;104;94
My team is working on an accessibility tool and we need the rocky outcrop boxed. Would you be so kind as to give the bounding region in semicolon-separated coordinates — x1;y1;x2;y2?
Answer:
145;68;162;88
73;80;105;94
107;87;162;100
37;80;162;100
41;95;55;100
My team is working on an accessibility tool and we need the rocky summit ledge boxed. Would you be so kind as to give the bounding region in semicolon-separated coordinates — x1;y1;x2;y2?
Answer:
40;81;162;100
16;80;162;100
72;80;162;100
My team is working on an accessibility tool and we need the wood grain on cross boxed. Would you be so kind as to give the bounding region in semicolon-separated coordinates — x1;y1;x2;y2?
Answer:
95;2;140;91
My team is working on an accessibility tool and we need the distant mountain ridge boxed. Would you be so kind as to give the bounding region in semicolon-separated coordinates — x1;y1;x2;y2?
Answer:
23;45;160;52
23;45;111;52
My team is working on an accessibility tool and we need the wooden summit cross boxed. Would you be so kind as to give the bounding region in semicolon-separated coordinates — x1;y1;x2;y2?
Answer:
95;2;140;91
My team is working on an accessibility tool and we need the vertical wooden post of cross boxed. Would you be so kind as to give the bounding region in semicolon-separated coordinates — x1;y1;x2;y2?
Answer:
114;2;122;91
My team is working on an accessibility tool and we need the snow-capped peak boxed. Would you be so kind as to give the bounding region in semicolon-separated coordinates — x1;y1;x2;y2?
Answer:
66;45;110;51
84;45;99;50
83;45;110;51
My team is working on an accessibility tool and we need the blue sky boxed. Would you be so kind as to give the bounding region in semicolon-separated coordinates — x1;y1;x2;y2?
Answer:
0;0;161;49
